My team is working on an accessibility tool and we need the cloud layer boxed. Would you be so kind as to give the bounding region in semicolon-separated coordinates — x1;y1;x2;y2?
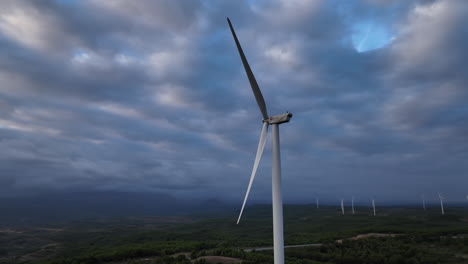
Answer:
0;0;467;204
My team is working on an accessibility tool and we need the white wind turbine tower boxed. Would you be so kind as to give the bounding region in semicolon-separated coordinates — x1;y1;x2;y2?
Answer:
422;194;426;211
340;199;345;215
438;192;445;215
228;18;293;264
316;197;319;209
351;196;355;215
371;198;376;216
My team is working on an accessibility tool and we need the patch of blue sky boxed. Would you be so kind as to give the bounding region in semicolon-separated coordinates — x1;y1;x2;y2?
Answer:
352;21;394;53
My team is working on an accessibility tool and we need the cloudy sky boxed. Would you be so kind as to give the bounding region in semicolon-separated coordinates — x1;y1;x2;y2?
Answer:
0;0;467;204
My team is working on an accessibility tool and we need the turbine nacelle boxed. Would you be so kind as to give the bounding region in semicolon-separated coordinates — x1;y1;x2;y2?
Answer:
265;113;293;125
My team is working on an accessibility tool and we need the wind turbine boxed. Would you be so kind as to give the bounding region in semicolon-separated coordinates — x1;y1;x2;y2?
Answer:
422;194;426;211
371;198;376;216
340;199;345;215
351;196;355;215
228;18;293;264
438;192;445;215
316;197;319;209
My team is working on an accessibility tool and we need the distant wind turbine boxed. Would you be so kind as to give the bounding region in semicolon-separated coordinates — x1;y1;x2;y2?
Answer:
340;199;345;215
351;196;355;215
438;193;445;215
371;198;376;216
228;18;293;264
422;194;426;211
316;197;319;209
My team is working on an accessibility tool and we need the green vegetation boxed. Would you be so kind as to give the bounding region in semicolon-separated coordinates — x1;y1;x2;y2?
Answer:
282;236;468;264
1;205;468;264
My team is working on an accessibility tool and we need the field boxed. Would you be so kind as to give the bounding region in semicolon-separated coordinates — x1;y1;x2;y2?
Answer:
1;205;468;264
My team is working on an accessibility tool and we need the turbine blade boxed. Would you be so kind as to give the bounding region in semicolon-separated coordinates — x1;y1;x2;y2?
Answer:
237;122;268;224
227;18;268;120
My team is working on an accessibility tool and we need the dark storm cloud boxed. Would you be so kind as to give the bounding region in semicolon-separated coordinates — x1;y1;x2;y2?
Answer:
0;0;467;203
